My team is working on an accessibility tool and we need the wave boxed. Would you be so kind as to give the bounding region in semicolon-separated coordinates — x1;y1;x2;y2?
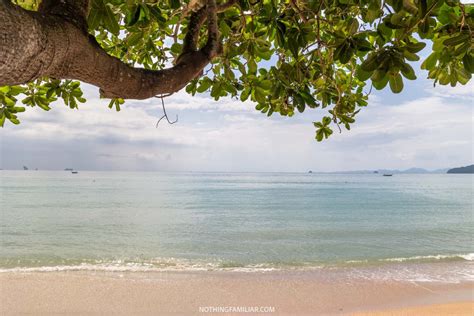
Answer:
378;253;474;262
0;253;472;274
0;258;291;273
342;253;474;264
1;261;472;284
0;263;284;273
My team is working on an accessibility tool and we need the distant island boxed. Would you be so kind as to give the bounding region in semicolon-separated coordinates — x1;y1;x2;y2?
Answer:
307;166;473;174
447;165;474;174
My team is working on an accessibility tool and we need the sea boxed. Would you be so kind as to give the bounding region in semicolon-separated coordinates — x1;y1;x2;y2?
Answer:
1;171;472;282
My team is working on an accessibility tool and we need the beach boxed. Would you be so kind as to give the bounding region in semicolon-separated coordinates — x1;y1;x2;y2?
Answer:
1;270;472;315
1;171;473;314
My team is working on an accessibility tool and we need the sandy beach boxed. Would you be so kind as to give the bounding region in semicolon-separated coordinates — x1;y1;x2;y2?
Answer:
353;302;473;315
1;271;472;315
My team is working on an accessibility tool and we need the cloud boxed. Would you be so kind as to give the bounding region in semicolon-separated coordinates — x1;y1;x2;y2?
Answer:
1;80;472;172
322;93;473;170
426;83;473;101
122;90;257;113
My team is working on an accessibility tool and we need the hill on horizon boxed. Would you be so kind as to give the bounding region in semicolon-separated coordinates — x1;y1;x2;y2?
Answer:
447;165;474;174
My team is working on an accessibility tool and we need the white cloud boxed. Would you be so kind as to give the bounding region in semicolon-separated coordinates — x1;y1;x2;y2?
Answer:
1;81;472;172
118;89;256;113
426;82;474;101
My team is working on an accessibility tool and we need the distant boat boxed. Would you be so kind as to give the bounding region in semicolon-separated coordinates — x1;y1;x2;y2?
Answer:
383;174;393;177
373;171;379;174
71;171;79;174
308;170;313;174
64;168;73;171
23;166;28;170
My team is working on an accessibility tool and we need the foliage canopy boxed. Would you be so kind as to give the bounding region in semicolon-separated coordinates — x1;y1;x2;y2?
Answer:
1;0;473;141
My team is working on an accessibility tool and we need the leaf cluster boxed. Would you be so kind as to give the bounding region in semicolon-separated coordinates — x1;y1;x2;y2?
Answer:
0;79;85;126
5;0;473;142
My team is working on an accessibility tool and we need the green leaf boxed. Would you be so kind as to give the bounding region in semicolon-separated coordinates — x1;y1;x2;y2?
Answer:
322;116;332;126
169;0;180;10
372;74;390;90
258;80;272;90
248;59;258;74
405;42;426;54
356;66;373;81
389;73;404;93
287;35;300;58
103;4;120;35
241;87;251;101
125;5;140;26
294;94;305;113
315;129;324;141
361;53;379;72
253;87;267;104
421;53;438;70
371;68;387;82
88;0;104;30
197;78;212;93
400;63;416;80
443;33;471;47
126;32;143;46
462;53;474;73
403;50;419;61
402;0;418;14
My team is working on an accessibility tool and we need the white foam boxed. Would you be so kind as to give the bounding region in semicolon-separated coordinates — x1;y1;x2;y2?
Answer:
378;253;474;262
0;263;207;273
1;253;472;275
459;253;474;261
0;260;287;273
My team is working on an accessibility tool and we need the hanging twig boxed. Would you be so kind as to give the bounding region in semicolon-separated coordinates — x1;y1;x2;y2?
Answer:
155;94;178;127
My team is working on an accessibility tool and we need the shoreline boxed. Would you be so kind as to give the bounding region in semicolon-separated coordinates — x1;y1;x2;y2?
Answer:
0;259;471;283
1;270;472;315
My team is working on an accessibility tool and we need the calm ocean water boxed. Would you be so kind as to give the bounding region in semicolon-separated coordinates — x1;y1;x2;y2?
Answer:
1;171;473;280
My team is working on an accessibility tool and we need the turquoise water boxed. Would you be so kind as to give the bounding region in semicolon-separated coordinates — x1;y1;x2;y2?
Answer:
0;171;473;279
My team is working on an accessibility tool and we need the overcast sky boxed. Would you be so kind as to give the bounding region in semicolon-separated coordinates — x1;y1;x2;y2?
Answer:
1;67;472;172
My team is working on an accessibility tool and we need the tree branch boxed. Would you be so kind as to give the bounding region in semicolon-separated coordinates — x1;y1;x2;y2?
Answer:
182;0;238;55
181;7;208;54
0;0;237;100
203;0;220;58
290;0;307;23
38;0;90;32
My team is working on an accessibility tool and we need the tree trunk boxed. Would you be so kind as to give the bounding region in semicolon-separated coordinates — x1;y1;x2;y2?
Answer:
0;0;220;99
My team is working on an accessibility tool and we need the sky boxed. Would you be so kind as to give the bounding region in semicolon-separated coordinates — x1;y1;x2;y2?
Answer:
1;66;473;172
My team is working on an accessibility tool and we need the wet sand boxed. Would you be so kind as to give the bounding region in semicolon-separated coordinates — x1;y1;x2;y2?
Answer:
0;270;472;315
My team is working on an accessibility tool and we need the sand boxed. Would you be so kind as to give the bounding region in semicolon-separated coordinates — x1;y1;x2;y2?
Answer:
0;271;472;315
353;302;473;315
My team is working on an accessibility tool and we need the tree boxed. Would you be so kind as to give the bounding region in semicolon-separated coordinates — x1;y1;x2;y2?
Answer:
0;0;472;140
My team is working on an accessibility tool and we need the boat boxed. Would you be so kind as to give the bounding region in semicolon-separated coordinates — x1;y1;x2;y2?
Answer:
383;174;393;177
308;170;313;174
23;166;28;170
71;171;79;174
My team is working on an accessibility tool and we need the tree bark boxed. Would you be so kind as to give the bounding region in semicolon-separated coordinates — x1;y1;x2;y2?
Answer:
0;0;225;99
